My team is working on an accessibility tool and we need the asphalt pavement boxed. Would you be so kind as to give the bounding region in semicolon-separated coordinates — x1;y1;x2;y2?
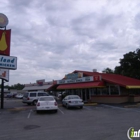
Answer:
1;98;140;140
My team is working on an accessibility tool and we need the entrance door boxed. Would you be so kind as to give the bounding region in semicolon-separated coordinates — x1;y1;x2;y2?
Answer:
82;89;90;102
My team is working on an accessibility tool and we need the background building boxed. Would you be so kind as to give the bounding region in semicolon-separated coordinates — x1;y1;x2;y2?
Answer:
22;79;54;93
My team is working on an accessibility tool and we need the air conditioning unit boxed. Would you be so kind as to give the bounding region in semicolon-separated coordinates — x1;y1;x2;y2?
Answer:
93;69;97;72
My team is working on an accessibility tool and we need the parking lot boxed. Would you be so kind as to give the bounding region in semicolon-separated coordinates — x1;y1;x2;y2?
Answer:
0;99;140;140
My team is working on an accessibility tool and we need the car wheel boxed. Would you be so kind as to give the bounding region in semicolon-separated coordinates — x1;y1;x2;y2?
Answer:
66;104;69;109
36;110;39;114
27;103;31;105
80;106;83;109
54;110;57;113
62;103;65;107
33;100;37;105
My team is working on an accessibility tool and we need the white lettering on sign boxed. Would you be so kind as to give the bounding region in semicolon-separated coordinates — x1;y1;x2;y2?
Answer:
57;76;101;84
0;55;17;70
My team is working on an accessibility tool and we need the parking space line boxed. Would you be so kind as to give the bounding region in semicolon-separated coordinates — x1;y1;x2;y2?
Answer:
27;109;32;118
58;108;64;114
83;106;92;110
101;104;140;113
101;104;127;110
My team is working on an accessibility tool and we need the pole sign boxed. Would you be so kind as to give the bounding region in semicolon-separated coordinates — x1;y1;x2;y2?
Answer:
0;55;17;70
0;29;11;56
0;69;9;81
0;13;9;28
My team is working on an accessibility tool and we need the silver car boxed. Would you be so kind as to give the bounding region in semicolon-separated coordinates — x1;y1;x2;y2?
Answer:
62;95;84;109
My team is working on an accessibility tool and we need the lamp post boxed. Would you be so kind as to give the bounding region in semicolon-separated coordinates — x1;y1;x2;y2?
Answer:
0;13;9;109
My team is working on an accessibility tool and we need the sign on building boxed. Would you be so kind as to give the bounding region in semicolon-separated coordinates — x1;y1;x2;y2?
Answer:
57;75;102;84
36;79;45;86
65;72;83;79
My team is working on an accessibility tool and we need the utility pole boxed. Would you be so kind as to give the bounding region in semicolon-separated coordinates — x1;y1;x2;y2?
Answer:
1;79;4;109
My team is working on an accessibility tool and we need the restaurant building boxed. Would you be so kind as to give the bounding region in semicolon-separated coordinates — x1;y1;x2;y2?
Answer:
51;70;140;103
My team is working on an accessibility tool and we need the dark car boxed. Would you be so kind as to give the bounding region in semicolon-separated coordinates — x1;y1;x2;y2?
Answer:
6;93;13;98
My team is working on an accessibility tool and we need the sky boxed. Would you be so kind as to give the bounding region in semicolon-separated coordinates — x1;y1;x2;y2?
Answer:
0;0;140;86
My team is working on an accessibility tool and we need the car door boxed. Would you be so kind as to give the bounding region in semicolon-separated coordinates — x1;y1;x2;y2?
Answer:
23;93;28;102
29;92;37;101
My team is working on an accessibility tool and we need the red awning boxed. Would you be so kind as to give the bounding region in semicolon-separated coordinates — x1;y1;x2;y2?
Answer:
57;82;105;90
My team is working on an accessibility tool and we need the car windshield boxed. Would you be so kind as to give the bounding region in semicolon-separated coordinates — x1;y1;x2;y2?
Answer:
38;92;49;96
39;96;54;101
68;96;80;99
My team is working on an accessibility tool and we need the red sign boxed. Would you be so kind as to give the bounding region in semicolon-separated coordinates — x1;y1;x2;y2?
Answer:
94;75;101;81
0;29;11;56
37;81;43;86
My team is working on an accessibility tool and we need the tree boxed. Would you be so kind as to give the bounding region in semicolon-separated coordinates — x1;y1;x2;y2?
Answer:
0;83;25;90
114;48;140;79
102;67;114;74
10;83;25;90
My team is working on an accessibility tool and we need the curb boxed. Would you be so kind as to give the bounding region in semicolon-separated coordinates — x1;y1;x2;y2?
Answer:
124;103;140;108
84;103;98;106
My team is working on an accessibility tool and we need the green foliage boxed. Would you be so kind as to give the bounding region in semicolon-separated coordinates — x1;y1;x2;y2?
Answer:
114;48;140;79
103;48;140;80
0;83;25;90
9;83;25;90
102;67;114;74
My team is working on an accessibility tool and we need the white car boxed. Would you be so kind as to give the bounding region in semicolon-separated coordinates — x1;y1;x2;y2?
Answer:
36;96;58;113
15;94;23;99
62;95;84;109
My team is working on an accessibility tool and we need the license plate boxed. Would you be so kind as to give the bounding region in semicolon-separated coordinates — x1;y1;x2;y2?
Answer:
46;107;50;108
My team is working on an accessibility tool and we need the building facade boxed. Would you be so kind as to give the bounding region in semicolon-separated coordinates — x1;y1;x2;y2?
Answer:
49;70;140;103
23;79;54;93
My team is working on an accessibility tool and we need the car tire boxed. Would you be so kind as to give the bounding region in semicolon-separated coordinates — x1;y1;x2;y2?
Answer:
54;110;57;113
27;103;31;105
62;103;65;107
66;104;69;109
80;106;83;109
36;110;39;114
33;100;37;105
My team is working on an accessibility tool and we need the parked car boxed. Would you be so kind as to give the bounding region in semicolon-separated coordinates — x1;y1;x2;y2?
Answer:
22;91;50;105
13;93;17;98
36;96;58;113
5;93;14;98
15;93;23;99
62;95;84;109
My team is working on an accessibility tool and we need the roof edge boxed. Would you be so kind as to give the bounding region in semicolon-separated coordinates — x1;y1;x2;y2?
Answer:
126;86;140;89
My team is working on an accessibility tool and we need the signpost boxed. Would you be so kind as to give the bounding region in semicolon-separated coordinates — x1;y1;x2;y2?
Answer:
0;13;17;109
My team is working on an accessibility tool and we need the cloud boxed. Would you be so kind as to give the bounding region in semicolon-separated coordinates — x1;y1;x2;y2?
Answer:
0;0;140;85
